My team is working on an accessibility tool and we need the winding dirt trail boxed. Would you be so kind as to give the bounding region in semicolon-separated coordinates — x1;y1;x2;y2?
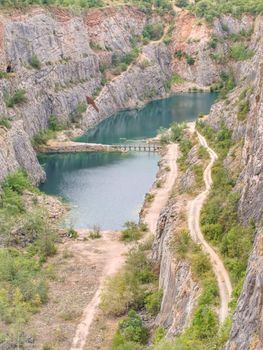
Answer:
70;232;126;350
187;130;232;323
144;143;178;234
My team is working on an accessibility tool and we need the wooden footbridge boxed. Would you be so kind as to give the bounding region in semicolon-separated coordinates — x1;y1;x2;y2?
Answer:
111;143;161;152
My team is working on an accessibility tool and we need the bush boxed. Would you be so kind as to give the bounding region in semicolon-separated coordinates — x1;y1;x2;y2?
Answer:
143;23;164;41
171;229;190;259
230;43;254;61
29;54;41;69
5;89;27;108
0;117;11;129
67;228;78;239
237;99;249;121
186;55;195;65
48;115;63;131
117;310;148;344
3;170;33;195
192;306;219;339
189;0;263;22
89;225;101;239
33;129;55;146
120;221;146;242
0;71;8;79
144;290;163;315
100;271;140;316
176;0;188;7
100;245;157;316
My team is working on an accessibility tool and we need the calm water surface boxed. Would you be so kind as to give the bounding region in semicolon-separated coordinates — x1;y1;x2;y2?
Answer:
39;93;217;229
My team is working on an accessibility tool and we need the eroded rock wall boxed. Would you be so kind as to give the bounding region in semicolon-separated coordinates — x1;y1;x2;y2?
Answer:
205;15;263;350
152;199;200;337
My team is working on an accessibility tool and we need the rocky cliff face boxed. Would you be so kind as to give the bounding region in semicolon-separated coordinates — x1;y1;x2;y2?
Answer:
205;15;263;350
0;6;170;183
152;198;200;336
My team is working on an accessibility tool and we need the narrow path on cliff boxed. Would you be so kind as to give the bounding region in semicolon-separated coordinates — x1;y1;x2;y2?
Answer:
187;130;232;323
70;232;127;350
144;143;178;234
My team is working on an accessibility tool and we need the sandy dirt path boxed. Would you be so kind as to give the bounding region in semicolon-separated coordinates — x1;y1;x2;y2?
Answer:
144;143;178;234
187;131;232;323
70;232;126;350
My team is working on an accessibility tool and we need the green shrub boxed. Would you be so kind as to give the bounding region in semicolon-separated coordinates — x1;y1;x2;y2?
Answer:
237;99;249;121
29;54;41;69
208;36;218;49
3;170;33;195
48;115;63;131
0;117;11;129
230;43;254;61
186;55;195;65
144;290;163;315
191;306;219;339
117;310;148;344
0;71;8;79
171;229;190;259
189;0;263;22
152;327;166;344
120;221;146;242
176;0;188;7
175;50;184;59
67;228;78;239
5;89;27;108
143;23;164;41
33;129;55;146
89;225;102;239
100;245;156;316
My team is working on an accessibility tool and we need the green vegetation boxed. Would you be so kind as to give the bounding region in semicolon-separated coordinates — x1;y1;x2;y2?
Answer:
0;171;59;345
189;0;263;22
72;101;87;123
32;115;65;147
186;54;195;65
111;48;140;75
0;71;8;79
29;54;41;69
0;117;11;129
120;221;147;242
164;73;184;92
237;86;252;121
101;240;161;349
67;227;78;239
196;122;254;303
143;23;164;41
112;310;148;349
89;225;102;239
176;0;188;8
210;71;235;99
100;243;158;317
5;89;27;108
164;229;222;349
208;35;218;49
230;43;254;61
144;290;163;315
0;0;104;8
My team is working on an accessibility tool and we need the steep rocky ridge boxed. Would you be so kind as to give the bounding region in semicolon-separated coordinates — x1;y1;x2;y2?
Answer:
204;15;263;350
152;198;200;337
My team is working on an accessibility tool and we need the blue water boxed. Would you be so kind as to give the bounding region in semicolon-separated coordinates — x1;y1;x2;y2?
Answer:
39;93;217;229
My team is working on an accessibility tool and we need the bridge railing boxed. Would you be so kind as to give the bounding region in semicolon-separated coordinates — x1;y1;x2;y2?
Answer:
111;144;161;152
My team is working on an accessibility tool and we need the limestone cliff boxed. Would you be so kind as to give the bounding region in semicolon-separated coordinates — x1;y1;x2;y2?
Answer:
152;199;200;337
205;15;263;350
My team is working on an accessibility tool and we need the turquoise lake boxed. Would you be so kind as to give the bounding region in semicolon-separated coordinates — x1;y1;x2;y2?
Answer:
39;93;217;229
